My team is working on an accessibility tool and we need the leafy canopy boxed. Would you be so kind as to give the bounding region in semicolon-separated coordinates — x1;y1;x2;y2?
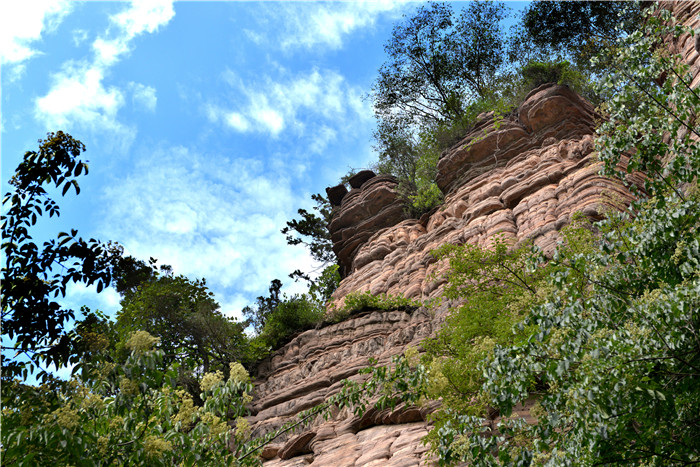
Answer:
372;1;508;127
2;131;122;380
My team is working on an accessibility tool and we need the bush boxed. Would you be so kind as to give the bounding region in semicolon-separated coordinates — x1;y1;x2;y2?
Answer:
518;59;600;103
256;294;325;350
330;291;420;322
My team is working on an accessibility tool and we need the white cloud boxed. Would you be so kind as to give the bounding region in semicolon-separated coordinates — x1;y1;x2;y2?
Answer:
207;68;369;141
225;112;250;132
33;0;173;140
254;1;407;51
130;82;157;112
93;0;174;67
72;28;89;47
0;0;73;65
35;63;124;129
99;145;320;318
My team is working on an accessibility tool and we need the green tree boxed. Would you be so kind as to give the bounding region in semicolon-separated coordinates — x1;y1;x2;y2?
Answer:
241;278;283;335
371;1;508;128
282;193;334;267
1;132;121;380
242;278;326;354
115;267;249;398
520;0;641;72
1;330;255;466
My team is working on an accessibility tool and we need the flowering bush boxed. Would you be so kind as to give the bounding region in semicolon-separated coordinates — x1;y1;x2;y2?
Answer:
1;331;255;466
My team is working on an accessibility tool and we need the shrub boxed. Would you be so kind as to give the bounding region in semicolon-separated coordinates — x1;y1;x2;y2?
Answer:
329;291;420;322
256;294;325;350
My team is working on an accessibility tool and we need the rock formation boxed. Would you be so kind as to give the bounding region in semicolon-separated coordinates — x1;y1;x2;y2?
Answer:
249;6;700;461
250;307;439;466
330;84;637;308
248;84;639;466
327;171;406;278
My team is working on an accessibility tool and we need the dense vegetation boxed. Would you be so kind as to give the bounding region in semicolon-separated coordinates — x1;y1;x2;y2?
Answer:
3;1;698;466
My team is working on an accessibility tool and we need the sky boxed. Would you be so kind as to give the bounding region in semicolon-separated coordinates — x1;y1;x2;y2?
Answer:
1;0;526;327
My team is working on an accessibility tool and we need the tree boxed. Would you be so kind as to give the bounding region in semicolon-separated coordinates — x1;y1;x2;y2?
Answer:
241;278;283;335
370;1;508;128
282;193;334;269
372;118;443;217
115;266;249;398
1;330;255;466
520;1;641;72
1;132;121;380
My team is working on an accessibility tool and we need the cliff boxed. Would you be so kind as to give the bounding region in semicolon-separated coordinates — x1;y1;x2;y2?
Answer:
248;84;637;466
248;4;700;463
328;84;637;307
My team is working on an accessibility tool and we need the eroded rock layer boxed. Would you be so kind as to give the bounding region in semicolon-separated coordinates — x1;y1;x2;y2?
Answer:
330;84;637;306
328;173;406;277
250;307;441;466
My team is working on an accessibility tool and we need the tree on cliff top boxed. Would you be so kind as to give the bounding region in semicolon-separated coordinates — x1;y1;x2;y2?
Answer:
370;1;508;129
521;1;641;72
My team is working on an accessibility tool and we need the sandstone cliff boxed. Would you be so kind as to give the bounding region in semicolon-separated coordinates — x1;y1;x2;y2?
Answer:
248;84;638;466
248;5;700;463
329;84;637;308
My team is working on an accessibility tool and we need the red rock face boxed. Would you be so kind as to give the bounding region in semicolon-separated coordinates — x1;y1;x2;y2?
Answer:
328;174;406;277
252;9;700;457
250;307;441;466
252;85;640;466
330;84;638;308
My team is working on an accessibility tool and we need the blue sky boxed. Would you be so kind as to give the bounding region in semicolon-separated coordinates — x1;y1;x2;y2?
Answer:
1;0;526;324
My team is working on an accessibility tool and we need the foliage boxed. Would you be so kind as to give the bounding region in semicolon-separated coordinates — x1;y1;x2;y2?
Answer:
307;264;341;305
420;238;556;463
242;277;328;358
1;330;254;466
371;1;508;128
1;132;122;380
254;293;325;351
241;278;283;335
369;1;511;217
329;290;419;323
521;0;641;72
281;193;334;269
372;119;444;217
115;267;250;398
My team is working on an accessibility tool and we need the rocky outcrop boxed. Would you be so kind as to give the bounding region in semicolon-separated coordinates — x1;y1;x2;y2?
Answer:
252;84;641;466
330;84;638;307
250;306;442;466
327;172;406;277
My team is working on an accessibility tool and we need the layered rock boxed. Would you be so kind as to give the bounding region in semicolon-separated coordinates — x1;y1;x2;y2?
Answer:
331;84;638;306
252;85;640;466
250;307;441;466
327;172;406;277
